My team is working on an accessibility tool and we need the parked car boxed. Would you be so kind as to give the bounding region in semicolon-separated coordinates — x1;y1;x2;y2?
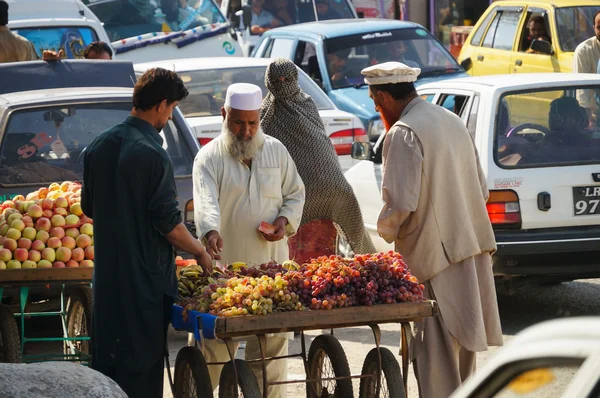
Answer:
458;0;600;75
451;317;600;398
346;73;600;280
133;57;368;172
252;19;467;141
0;60;200;228
222;0;358;57
5;0;112;59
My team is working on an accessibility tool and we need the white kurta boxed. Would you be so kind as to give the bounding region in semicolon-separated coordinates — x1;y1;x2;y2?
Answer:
193;134;305;265
573;36;600;116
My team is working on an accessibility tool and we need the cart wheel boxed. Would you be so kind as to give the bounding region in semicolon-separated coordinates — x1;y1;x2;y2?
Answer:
359;347;404;398
219;359;261;398
174;346;213;398
306;334;353;398
0;304;20;363
66;286;92;358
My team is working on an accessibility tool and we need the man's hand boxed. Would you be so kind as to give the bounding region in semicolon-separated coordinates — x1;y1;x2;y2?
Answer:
195;250;214;275
43;49;64;61
206;230;223;260
259;217;287;242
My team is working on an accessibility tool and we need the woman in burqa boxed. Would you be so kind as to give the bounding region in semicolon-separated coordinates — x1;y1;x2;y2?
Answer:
261;58;375;262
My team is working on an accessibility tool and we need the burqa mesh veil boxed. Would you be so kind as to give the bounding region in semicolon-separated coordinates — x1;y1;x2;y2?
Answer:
260;58;375;255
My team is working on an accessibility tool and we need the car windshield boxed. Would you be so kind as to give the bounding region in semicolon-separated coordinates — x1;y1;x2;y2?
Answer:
1;102;192;185
495;87;600;169
83;0;226;41
176;65;334;117
12;27;99;59
555;6;600;52
324;27;461;89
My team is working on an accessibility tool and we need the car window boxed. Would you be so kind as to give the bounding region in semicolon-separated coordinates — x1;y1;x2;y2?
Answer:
482;12;501;48
518;10;552;53
294;41;320;80
492;361;582;397
439;94;469;116
421;94;435;103
255;38;272;57
176;66;334;118
466;95;480;140
269;38;295;58
492;11;521;51
556;6;600;52
470;10;496;47
12;27;99;59
495;87;600;169
159;118;194;176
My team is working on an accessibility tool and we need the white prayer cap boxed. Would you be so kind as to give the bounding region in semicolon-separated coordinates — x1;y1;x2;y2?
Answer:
224;83;263;111
361;62;421;85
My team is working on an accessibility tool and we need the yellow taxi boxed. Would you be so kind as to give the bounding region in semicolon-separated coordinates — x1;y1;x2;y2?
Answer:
457;1;600;75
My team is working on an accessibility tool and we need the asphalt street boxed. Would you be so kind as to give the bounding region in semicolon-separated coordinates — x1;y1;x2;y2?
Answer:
162;277;600;397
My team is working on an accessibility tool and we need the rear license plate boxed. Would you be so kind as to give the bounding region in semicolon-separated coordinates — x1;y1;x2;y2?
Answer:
573;186;600;215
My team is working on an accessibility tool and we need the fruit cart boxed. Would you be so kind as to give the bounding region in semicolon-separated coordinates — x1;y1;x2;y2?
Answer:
0;268;93;364
168;299;437;398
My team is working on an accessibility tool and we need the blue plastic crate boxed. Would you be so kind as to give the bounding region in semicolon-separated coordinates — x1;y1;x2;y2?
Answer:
171;305;218;340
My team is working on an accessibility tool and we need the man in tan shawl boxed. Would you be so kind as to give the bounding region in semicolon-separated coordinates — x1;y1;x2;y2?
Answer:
361;62;503;398
261;58;375;260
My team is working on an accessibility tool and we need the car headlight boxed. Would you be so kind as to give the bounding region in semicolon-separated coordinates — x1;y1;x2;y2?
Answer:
368;119;385;138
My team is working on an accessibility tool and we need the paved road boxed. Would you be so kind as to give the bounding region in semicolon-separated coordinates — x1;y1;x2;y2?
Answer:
162;277;600;397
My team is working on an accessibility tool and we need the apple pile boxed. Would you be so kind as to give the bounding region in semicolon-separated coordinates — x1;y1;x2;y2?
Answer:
0;181;94;270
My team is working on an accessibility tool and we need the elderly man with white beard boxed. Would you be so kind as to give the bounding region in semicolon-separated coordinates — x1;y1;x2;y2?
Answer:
192;83;305;397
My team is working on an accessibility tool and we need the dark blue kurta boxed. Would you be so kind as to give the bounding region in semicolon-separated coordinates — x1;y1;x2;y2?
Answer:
82;116;180;372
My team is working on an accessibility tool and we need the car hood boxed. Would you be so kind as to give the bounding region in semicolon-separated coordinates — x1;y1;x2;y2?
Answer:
329;71;468;121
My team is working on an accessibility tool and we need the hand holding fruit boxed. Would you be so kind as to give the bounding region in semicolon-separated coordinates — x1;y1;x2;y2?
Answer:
205;230;223;261
258;217;287;242
195;249;214;276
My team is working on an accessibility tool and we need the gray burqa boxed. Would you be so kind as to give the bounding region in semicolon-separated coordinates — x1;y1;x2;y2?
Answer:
260;58;375;254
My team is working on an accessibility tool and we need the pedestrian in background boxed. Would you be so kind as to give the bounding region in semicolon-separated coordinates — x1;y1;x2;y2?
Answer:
260;57;375;262
573;10;600;125
82;68;213;398
84;41;113;60
361;61;503;398
0;0;38;63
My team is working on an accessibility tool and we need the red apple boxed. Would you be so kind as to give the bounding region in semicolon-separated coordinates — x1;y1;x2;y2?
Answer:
50;227;65;240
35;217;52;232
76;234;92;249
17;238;31;250
3;238;17;252
52;261;66;268
42;209;54;218
31;240;45;252
47;237;62;249
66;260;79;268
41;248;56;262
28;250;41;263
71;247;85;262
80;260;94;268
56;247;72;262
41;198;54;211
13;248;28;262
27;204;43;219
21;216;34;228
61;236;76;250
84;246;94;260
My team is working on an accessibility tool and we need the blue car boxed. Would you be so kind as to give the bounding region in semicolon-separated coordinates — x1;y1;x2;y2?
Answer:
252;18;467;140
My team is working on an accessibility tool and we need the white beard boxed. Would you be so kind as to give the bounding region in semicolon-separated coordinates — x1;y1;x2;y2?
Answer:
222;125;265;161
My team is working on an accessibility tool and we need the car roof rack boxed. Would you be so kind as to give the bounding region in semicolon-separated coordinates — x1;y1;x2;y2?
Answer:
0;60;136;95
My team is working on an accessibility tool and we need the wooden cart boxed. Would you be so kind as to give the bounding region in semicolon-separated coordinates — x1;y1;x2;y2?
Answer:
169;300;438;398
0;268;93;364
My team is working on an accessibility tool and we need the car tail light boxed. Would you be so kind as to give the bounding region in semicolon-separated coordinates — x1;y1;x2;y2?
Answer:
330;128;368;156
487;190;521;227
185;199;194;222
198;137;212;146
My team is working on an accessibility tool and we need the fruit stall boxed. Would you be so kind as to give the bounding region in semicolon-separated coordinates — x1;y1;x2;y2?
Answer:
0;182;94;364
169;253;438;398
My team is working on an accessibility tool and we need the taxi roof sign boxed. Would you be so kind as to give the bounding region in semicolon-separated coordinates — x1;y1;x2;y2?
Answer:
0;60;136;95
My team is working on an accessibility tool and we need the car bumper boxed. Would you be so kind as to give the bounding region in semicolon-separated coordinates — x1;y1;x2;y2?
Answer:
493;226;600;277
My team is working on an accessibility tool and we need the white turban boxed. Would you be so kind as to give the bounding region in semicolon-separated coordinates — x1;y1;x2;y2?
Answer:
224;83;263;111
361;62;421;85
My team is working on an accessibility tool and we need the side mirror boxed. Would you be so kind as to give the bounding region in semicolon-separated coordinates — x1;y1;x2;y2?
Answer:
242;5;252;30
530;39;554;55
351;142;372;160
460;57;472;71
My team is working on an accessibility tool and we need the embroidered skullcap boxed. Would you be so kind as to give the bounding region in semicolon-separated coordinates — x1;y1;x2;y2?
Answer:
361;61;421;85
224;83;262;111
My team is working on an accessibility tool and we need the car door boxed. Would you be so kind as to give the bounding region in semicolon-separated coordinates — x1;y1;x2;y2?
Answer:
511;6;560;74
470;7;525;76
261;37;296;59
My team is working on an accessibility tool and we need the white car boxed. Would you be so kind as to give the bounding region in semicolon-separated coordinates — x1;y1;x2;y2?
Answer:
134;57;367;171
451;317;600;398
345;73;600;280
